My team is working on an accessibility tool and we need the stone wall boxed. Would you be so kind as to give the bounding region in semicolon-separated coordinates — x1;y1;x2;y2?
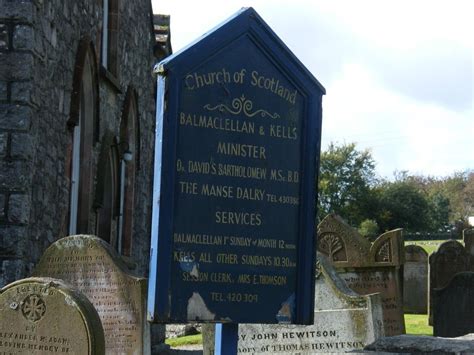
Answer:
0;0;159;286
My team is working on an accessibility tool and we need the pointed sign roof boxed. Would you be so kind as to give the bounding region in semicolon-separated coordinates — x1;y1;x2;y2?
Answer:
156;7;326;95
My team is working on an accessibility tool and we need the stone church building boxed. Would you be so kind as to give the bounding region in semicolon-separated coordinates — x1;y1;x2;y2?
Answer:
0;0;170;287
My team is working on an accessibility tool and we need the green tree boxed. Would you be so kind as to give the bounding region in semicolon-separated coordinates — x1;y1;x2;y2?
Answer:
390;171;451;231
377;179;431;232
428;192;451;231
441;171;474;223
358;219;380;240
318;142;378;225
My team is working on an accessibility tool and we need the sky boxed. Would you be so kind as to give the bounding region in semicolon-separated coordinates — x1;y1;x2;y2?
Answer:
151;0;473;180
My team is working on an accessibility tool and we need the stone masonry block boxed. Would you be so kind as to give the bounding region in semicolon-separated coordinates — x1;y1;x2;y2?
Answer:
11;132;33;159
13;25;33;50
1;259;28;287
11;81;32;103
0;226;28;256
7;193;30;224
0;1;34;22
0;132;7;157
0;161;32;190
0;23;8;50
0;104;31;130
0;81;7;101
0;52;33;81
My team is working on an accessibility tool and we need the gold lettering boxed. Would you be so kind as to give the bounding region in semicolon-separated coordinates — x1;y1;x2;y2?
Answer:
198;252;212;263
236;187;265;201
179;112;255;134
253;274;287;286
215;211;262;226
250;70;297;105
217;141;266;159
269;124;297;140
270;169;285;181
216;253;238;264
182;271;208;282
185;68;231;90
241;255;272;266
173;233;223;246
237;274;252;283
201;184;234;198
217;163;266;180
187;160;212;174
179;181;198;194
173;251;195;262
210;273;234;283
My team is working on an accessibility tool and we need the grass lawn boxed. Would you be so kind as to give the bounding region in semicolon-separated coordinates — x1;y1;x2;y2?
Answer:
404;240;455;255
165;334;203;347
404;314;433;336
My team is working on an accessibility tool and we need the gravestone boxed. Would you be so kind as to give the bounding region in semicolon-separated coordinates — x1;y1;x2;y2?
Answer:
403;245;428;314
33;235;149;355
433;272;474;337
0;277;104;354
365;333;474;353
463;228;474;255
202;253;384;354
317;214;405;336
428;239;472;325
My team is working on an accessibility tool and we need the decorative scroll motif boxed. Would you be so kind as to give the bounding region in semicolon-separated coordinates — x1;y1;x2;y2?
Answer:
21;294;46;322
319;233;343;261
376;241;391;262
315;260;322;279
204;95;280;119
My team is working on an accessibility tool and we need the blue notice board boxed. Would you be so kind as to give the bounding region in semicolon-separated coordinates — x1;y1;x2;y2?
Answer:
148;7;325;325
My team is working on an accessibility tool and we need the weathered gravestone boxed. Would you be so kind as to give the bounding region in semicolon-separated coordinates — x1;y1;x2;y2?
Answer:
428;238;473;325
0;277;104;354
403;245;428;314
464;228;474;256
365;333;474;353
433;272;474;337
33;235;149;355
317;214;405;336
202;253;384;354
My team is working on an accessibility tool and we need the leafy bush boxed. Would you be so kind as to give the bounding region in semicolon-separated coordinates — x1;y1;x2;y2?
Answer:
358;219;379;240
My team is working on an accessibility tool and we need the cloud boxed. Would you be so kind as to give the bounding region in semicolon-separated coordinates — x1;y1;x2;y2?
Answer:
151;0;473;178
323;63;474;178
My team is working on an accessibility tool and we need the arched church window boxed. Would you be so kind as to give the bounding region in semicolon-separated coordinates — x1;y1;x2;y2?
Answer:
117;87;139;256
101;0;119;76
67;39;99;235
94;134;119;244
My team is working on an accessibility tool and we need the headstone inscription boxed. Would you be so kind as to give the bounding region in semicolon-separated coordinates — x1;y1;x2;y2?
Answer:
428;239;472;325
403;245;428;314
317;214;405;336
0;277;104;354
148;7;325;324
32;235;149;355
433;272;474;337
202;254;385;354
